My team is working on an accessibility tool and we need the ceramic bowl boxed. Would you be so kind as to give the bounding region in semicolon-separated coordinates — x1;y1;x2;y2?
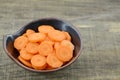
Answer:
3;18;82;72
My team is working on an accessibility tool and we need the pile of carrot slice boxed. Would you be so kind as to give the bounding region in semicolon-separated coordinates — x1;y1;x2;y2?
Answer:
14;25;74;70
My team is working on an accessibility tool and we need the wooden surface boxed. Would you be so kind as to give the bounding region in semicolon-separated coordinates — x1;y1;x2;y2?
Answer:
0;0;120;80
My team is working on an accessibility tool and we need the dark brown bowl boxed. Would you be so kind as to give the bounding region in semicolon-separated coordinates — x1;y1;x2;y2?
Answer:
3;18;82;72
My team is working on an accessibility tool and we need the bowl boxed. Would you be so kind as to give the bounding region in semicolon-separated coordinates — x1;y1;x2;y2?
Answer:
3;18;82;72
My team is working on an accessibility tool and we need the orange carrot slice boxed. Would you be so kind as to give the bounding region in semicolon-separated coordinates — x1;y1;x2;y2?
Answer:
61;40;74;50
44;37;54;45
23;33;27;37
20;48;34;60
63;31;71;41
54;42;60;50
48;30;66;41
28;33;46;42
26;29;35;37
46;64;54;70
18;56;32;68
26;42;39;54
14;36;28;50
47;54;63;68
43;40;54;46
38;41;53;56
56;45;73;62
32;64;47;70
14;24;75;70
38;25;55;34
31;54;47;70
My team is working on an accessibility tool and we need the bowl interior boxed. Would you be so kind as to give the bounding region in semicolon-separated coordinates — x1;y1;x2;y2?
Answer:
4;18;82;72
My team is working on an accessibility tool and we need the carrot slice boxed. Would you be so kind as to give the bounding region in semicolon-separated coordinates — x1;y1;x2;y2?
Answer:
28;33;46;42
18;56;32;68
44;37;54;45
32;64;47;70
26;42;39;54
31;54;47;70
26;29;35;37
23;33;27;37
46;64;54;70
61;40;74;50
43;40;54;46
56;45;73;62
63;31;71;41
14;25;75;70
38;41;53;56
47;54;63;68
54;42;60;50
38;25;55;34
14;36;28;50
48;30;66;41
20;48;34;60
52;49;56;55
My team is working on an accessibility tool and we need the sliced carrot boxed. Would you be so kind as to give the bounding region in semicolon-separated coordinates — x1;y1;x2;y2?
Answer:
26;29;35;37
52;49;56;55
18;56;32;68
14;36;28;50
31;54;47;70
47;54;63;68
46;64;54;70
38;41;53;56
26;42;39;54
23;33;27;37
48;30;66;41
43;40;54;46
15;25;74;70
54;42;60;50
32;64;47;70
44;37;54;45
63;31;71;41
20;48;34;60
44;37;51;41
38;25;55;34
28;33;46;42
56;45;73;62
61;40;74;50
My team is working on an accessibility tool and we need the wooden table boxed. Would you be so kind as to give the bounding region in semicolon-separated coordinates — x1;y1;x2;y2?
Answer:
0;0;120;80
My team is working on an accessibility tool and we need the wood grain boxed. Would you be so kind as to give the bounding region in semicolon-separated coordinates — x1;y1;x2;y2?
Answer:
0;0;120;80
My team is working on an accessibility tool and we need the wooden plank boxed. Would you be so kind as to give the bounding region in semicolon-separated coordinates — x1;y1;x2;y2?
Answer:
0;0;120;80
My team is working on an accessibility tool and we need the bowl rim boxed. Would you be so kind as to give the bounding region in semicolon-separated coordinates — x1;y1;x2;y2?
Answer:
3;18;83;72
